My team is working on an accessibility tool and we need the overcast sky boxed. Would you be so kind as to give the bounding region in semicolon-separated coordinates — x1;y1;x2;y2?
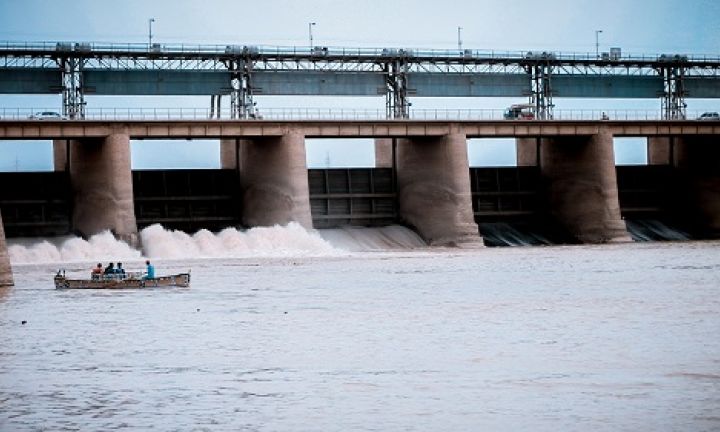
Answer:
0;0;718;170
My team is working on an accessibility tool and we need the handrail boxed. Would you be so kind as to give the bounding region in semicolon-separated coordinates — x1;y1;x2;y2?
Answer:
0;107;713;121
0;40;718;63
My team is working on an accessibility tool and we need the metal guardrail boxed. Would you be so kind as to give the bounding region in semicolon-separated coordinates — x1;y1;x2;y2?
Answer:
0;107;714;121
1;40;719;63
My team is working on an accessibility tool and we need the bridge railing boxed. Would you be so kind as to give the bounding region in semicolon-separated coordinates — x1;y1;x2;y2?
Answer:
1;40;719;63
0;107;708;121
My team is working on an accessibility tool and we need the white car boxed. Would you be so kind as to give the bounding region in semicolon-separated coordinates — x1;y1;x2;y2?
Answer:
697;112;720;121
28;111;66;120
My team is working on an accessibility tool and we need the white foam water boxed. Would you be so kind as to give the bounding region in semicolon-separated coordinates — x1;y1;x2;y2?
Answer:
7;223;431;265
7;223;342;264
139;222;338;258
7;231;142;265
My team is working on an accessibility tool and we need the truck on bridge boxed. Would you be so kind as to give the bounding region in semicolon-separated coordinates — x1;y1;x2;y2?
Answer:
504;104;535;120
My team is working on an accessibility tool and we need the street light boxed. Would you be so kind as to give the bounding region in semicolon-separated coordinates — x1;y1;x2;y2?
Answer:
148;18;155;47
309;22;316;48
457;26;463;51
595;29;603;59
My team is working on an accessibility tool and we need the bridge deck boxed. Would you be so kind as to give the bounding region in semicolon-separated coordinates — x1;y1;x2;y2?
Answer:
1;120;719;139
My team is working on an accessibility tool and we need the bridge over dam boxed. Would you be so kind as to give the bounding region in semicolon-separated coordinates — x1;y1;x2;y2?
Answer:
2;39;720;284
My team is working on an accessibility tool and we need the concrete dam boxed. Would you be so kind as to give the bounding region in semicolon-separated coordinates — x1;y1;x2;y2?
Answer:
2;120;719;255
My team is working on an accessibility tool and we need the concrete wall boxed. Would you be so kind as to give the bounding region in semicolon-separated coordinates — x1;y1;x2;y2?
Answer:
239;131;313;228
647;137;672;165
516;137;539;166
675;136;720;237
220;138;239;169
396;128;482;246
540;127;630;243
53;139;68;171
70;132;139;245
0;211;12;286
374;138;393;168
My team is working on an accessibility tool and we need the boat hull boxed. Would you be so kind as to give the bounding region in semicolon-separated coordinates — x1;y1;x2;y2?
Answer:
54;273;191;289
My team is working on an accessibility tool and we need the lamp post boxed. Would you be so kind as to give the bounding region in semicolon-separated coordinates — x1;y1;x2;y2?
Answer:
309;22;316;48
457;26;463;51
148;18;155;47
595;29;603;59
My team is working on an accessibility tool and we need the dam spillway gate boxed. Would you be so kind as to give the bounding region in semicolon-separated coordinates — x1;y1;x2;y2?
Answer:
0;166;698;241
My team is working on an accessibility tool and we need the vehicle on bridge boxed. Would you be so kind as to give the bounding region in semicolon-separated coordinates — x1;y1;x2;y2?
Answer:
697;112;720;121
28;111;66;120
504;104;535;120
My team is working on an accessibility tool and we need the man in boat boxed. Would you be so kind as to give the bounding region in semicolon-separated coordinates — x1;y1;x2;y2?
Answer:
116;263;126;279
91;263;103;280
144;260;155;280
104;262;115;276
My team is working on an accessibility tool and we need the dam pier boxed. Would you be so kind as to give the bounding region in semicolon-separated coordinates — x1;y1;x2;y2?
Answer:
2;119;720;248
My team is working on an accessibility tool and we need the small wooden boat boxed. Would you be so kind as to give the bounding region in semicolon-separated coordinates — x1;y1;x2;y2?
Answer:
54;271;190;289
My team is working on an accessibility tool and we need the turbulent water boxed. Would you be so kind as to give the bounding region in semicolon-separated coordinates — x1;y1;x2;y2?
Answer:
1;225;719;431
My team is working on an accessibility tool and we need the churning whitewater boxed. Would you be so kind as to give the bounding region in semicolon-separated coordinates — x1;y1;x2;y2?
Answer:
6;223;428;264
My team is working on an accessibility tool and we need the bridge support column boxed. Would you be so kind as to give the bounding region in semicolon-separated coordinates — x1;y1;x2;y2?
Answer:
239;130;313;228
0;211;13;287
516;137;540;166
396;128;482;246
540;127;630;243
53;140;69;171
69;132;138;245
374;138;393;168
675;136;720;237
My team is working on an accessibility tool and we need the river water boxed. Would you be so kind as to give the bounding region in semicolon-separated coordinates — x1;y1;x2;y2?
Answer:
1;225;719;431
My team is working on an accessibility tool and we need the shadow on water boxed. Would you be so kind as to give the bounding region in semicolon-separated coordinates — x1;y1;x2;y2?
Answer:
479;221;576;247
624;219;691;242
480;219;693;247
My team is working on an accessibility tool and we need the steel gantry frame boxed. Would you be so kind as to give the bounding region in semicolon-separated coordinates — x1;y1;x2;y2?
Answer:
227;57;257;119
385;58;411;119
59;55;85;119
660;65;687;120
1;42;720;120
528;62;554;120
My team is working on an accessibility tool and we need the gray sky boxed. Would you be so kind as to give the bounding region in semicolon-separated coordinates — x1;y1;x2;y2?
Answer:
0;0;718;170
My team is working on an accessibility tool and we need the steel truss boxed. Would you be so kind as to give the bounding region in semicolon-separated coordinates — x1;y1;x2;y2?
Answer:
2;44;720;120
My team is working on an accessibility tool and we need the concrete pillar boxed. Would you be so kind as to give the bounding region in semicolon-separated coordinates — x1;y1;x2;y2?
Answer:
396;128;482;247
516;137;539;166
675;136;720;237
374;138;393;168
239;130;313;228
0;211;13;287
647;136;672;165
540;127;630;243
53;140;68;171
220;138;239;169
69;132;138;245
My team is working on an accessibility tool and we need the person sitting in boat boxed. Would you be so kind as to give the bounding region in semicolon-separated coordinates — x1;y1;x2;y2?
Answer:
103;263;115;276
144;260;155;280
116;262;126;279
91;263;103;280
